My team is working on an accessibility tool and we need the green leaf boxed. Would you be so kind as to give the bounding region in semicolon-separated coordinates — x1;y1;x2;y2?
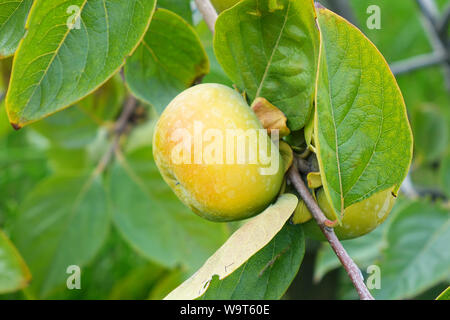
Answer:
200;224;304;300
372;201;450;299
214;0;320;130
0;229;31;294
412;105;449;164
0;0;33;58
436;286;450;300
124;8;209;114
12;174;110;297
46;228;158;299
109;147;228;270
30;105;99;149
46;147;89;174
6;0;156;127
158;0;192;24
314;8;413;220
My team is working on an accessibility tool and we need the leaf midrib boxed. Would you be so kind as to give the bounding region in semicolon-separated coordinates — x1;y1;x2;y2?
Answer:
255;0;290;98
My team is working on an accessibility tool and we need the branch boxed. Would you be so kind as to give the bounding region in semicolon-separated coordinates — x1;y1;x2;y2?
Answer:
95;95;138;174
390;51;449;75
194;0;218;33
415;0;450;90
288;164;374;300
196;0;374;300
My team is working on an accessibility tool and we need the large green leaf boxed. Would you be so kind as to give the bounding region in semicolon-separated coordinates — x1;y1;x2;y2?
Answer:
0;230;31;294
12;175;109;297
30;105;99;149
199;224;304;300
0;0;32;58
6;0;156;127
314;8;413;220
109;147;228;270
214;0;320;130
124;9;209;114
372;201;450;299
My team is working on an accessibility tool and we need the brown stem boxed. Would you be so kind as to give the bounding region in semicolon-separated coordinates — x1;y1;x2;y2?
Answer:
196;0;374;300
95;95;138;174
288;163;374;300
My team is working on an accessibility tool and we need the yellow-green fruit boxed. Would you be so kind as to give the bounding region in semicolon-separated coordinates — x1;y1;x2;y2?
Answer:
153;83;284;222
294;188;396;240
211;0;241;13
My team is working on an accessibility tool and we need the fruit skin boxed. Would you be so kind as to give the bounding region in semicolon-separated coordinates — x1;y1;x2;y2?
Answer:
211;0;241;13
153;83;284;222
293;188;396;240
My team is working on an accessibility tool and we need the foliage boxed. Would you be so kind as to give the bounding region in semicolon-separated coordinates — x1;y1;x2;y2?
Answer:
0;0;448;300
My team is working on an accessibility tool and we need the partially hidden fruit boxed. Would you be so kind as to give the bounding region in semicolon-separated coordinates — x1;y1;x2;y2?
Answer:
153;83;285;222
292;187;396;240
211;0;241;13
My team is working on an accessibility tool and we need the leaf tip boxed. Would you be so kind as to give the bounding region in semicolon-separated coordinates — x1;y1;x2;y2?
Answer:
10;122;22;131
314;2;326;9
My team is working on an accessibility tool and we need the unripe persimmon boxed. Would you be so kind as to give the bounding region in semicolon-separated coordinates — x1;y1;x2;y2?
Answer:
293;188;396;240
153;84;284;222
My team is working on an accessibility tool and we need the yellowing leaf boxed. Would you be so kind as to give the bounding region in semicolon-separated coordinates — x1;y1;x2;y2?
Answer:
164;194;298;300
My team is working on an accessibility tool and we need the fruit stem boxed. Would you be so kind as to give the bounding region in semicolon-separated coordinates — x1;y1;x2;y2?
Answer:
288;162;375;300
